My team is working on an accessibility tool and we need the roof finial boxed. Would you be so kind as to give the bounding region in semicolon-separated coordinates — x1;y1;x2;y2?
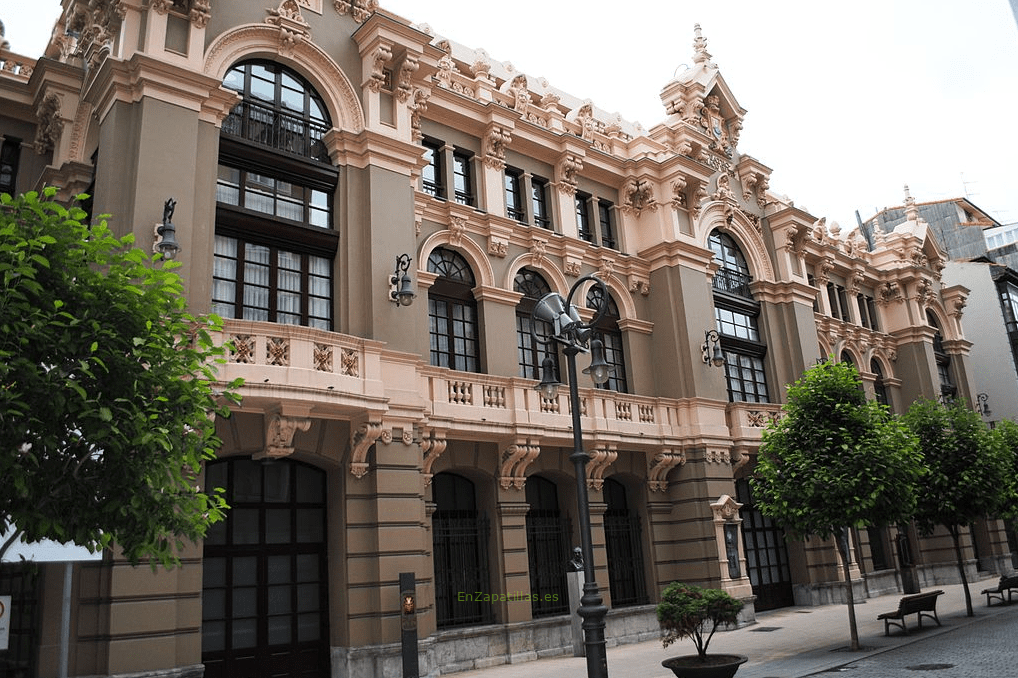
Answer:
692;24;712;66
904;184;920;222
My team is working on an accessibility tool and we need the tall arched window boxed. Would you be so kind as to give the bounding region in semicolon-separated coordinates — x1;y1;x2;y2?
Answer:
871;359;890;408
514;269;560;381
709;230;769;402
525;476;570;617
927;310;955;400
213;61;338;329
603;478;648;607
432;472;492;628
586;286;628;393
428;248;480;372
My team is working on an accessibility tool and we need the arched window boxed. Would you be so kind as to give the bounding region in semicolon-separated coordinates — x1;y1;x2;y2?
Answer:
428;248;480;372
871;359;890;408
586;286;628;393
927;310;955;400
709;229;769;403
213;61;338;329
603;478;648;607
202;458;329;678
525;476;570;617
514;269;560;381
432;473;492;628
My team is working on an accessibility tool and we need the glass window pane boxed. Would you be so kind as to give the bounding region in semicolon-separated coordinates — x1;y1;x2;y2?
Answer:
298;612;321;642
267;554;291;584
268;585;292;615
297;509;324;543
232;618;257;649
232;586;257;617
203;620;226;652
232;509;260;545
265;509;291;543
233;556;257;585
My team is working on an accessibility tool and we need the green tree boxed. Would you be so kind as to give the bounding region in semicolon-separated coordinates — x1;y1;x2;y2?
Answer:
991;419;1018;519
751;359;922;650
902;398;1012;616
0;188;240;567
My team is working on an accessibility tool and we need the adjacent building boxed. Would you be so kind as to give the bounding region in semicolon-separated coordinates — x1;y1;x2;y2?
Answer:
1;2;1013;677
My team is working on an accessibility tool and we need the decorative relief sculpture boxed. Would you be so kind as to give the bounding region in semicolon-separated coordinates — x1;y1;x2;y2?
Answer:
366;43;392;92
190;0;212;28
34;93;63;155
435;47;455;89
259;413;312;460
229;334;255;363
705;447;732;465
448;216;467;246
671;177;688;209
507;73;530;112
333;0;377;22
266;0;311;54
266;336;290;366
408;88;429;141
313;343;333;372
340;347;358;376
710;494;742;522
556;154;582;195
483;126;511;170
622;177;656;214
396;54;418;103
470;48;492;80
420;432;447;486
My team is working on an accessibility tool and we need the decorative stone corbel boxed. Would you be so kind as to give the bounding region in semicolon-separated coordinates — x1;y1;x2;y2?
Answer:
555;154;582;195
483;126;511;170
671;177;688;209
349;421;384;478
190;0;211;28
334;0;378;23
499;440;540;490
647;448;685;492
34;93;64;155
396;54;419;103
622;177;657;215
256;412;312;460
421;431;448;487
586;445;618;490
366;42;393;92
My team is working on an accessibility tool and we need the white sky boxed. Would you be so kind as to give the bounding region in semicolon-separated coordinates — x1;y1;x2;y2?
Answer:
4;1;1018;227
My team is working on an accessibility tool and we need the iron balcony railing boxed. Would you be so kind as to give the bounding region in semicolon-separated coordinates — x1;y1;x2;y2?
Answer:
712;268;753;297
223;101;330;163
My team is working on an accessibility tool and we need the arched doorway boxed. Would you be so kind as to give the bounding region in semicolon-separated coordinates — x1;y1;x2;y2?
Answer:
525;475;571;617
202;458;329;678
432;472;493;628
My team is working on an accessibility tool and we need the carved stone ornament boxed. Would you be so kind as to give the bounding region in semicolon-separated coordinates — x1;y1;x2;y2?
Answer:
470;48;492;79
784;223;808;255
507;73;531;113
705;447;732;464
257;413;312;460
420;432;448;487
877;280;904;305
622;177;657;214
629;275;651;296
408;88;429;141
366;43;393;92
710;494;743;522
692;23;713;66
190;0;212;28
488;236;509;258
350;421;384;478
266;0;311;54
34;93;64;155
499;441;540;490
671;177;688;208
556;154;582;195
647;448;686;492
435;50;455;88
586;445;618;490
396;55;419;103
333;0;378;23
448;216;467;247
483;126;512;170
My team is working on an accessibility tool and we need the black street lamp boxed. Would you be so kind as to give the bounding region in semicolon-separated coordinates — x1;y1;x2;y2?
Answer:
531;274;613;678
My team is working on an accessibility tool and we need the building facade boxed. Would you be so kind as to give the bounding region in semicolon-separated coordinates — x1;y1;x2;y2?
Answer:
1;2;1013;677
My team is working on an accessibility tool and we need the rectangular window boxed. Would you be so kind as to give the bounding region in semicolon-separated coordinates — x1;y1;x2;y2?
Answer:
0;137;21;195
505;168;525;222
722;351;769;403
807;274;819;313
422;139;443;198
217;164;331;230
532;177;551;229
857;294;870;329
598;200;617;250
575;193;593;243
452;151;474;206
213;235;332;330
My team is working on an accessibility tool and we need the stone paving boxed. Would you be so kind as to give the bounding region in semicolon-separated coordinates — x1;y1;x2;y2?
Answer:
453;575;1018;678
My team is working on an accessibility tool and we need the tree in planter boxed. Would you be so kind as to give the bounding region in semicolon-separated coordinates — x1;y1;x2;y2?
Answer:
902;398;1013;617
751;359;923;651
0;189;241;567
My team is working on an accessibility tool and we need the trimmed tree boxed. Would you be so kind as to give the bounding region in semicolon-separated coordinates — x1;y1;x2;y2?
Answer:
991;419;1018;519
0;188;241;567
902;398;1012;616
751;359;922;650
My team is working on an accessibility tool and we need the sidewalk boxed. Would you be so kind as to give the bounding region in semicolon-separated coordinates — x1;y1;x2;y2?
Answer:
454;574;1014;678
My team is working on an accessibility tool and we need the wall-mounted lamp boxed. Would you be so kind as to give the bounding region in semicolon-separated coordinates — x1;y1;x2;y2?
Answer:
702;329;725;367
975;392;991;417
153;197;182;260
390;253;416;307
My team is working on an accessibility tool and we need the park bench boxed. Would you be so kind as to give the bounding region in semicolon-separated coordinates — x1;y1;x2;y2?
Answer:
981;573;1018;606
876;590;944;636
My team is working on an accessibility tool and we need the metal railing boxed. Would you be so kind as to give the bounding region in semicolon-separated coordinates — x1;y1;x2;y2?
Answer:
712;268;753;297
433;512;494;628
223;101;330;163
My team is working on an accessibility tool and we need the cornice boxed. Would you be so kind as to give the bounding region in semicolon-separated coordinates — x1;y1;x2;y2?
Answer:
638;238;714;274
752;279;816;306
330;127;427;173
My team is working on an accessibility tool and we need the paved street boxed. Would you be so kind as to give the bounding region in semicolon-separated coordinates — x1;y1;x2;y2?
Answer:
454;575;1018;678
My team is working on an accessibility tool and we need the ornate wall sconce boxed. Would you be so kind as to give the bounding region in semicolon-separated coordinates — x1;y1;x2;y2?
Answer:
975;392;991;417
390;253;416;307
702;329;724;367
153;197;182;260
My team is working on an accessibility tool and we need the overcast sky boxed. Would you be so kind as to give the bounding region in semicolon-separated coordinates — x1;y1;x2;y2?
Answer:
4;1;1017;228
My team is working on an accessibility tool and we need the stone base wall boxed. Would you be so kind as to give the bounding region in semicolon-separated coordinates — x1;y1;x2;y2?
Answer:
331;605;660;677
863;569;902;598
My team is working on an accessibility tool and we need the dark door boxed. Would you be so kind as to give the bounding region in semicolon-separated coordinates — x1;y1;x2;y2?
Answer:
736;479;794;611
525;475;570;617
202;458;329;678
603;478;648;607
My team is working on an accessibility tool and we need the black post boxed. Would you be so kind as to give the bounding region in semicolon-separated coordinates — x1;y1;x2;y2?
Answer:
564;345;609;678
399;572;418;678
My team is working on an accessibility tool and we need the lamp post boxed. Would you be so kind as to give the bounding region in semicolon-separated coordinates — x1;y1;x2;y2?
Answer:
531;274;613;678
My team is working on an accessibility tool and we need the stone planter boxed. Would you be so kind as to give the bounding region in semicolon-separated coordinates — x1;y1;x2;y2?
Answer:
661;653;748;678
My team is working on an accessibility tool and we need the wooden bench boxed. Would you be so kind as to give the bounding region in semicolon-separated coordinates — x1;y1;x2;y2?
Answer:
981;574;1018;606
877;590;944;636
